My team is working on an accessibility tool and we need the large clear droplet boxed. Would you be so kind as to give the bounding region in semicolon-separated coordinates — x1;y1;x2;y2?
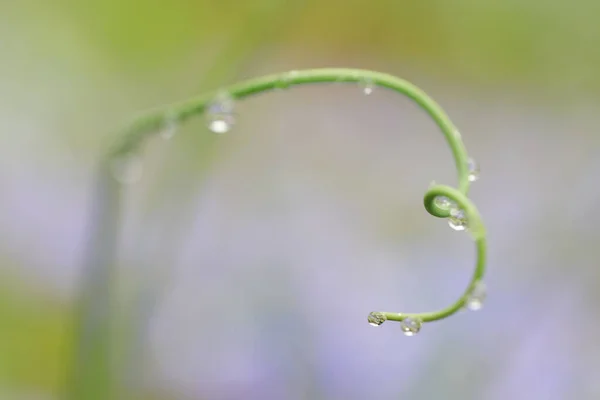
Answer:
465;281;486;311
110;153;143;184
160;113;178;140
400;317;422;336
448;208;468;231
206;91;235;134
467;158;480;182
278;70;299;90
434;196;454;211
360;78;375;95
367;312;386;327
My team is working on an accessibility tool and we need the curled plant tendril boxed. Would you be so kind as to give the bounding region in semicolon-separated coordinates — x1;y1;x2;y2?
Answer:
108;68;487;332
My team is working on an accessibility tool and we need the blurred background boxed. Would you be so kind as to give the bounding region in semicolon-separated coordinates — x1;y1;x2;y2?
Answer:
2;0;600;399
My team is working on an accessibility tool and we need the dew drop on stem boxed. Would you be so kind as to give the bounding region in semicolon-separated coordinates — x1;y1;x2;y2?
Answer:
465;281;486;311
448;208;468;231
360;77;375;95
206;91;236;134
110;153;143;184
367;312;386;327
467;158;480;182
159;112;178;140
434;196;454;211
400;317;422;336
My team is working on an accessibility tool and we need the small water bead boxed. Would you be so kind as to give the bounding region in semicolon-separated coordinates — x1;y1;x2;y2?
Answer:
400;317;422;336
206;91;236;134
159;113;178;140
465;281;486;311
467;158;480;182
448;208;468;231
434;196;454;210
360;78;375;95
367;312;387;327
110;153;143;184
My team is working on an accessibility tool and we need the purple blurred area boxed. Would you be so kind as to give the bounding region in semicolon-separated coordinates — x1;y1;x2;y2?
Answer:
1;1;600;399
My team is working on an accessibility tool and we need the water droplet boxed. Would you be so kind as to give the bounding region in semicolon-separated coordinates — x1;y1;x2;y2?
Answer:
467;158;480;182
360;78;375;95
206;91;235;134
367;312;386;327
465;281;486;311
278;70;300;90
434;196;454;210
400;317;422;336
448;208;468;231
110;153;143;184
160;113;178;140
209;120;231;134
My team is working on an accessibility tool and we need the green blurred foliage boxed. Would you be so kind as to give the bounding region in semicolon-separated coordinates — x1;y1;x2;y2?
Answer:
5;0;599;90
0;272;68;393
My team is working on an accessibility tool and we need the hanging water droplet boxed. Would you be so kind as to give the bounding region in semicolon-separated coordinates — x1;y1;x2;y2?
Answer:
400;317;422;336
367;312;386;327
467;158;480;182
159;113;178;140
277;70;300;90
434;196;454;210
448;208;468;231
360;78;375;95
110;153;143;184
206;91;235;134
465;281;486;311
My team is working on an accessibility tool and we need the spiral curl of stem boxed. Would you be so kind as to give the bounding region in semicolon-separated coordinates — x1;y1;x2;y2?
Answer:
109;68;487;326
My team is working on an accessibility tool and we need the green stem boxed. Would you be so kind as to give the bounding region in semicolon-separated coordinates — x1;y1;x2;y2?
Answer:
66;161;121;400
109;68;487;326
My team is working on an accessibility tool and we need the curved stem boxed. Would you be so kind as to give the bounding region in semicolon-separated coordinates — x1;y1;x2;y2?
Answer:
110;69;471;197
108;68;487;326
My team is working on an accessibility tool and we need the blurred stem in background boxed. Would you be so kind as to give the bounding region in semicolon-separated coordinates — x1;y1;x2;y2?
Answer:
65;163;121;400
67;1;305;399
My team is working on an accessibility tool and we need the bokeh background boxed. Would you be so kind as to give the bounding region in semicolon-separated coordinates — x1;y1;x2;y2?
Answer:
2;1;600;399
